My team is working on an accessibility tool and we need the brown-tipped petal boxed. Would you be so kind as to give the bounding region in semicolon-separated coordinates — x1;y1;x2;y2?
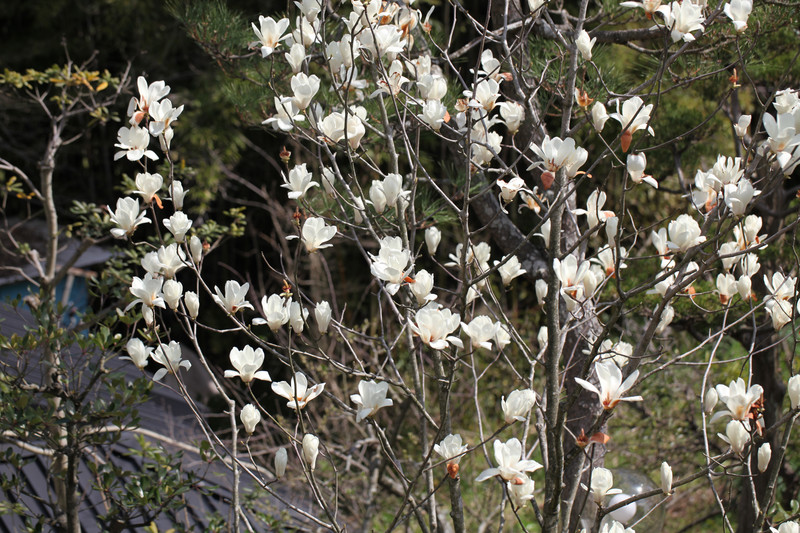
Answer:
621;129;633;153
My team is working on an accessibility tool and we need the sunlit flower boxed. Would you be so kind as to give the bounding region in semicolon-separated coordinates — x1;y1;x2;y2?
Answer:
627;152;658;188
789;375;800;410
609;96;654;152
134;173;163;204
224;345;272;383
656;0;705;43
575;359;643;410
264;96;305;131
588;467;622;504
758;443;771;472
576;30;596;61
291;72;320;110
766;298;793;330
409;304;463;350
274;447;288;478
734;115;751;137
251;15;290;57
282;163;319;200
241;404;261;434
162;279;183;310
163;211;192;242
108;197;150;239
289;217;337;253
124;338;152;369
272;371;325;410
498;101;525;134
667;214;705;253
724;0;752;32
151;341;191;382
315;300;332;334
528;135;588;180
114;126;158;161
475;438;543;483
502;389;536;423
213;280;253;314
425;226;442;255
285;42;306;73
351;380;394;422
369;236;411;295
496;255;527;285
408;269;437;305
184;291;199;319
128;76;170;125
302;433;320;470
719;419;750;455
256;294;290;331
620;0;662;18
592;102;610;132
434;434;468;477
419;99;447;130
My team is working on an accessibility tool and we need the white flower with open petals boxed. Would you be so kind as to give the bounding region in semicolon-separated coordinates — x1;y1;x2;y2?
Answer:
528;135;588;180
291;72;320;110
251;15;290;57
435;434;468;466
128;273;165;311
213;280;253;314
589;467;622;504
575;360;643;410
656;0;705;42
369;236;411;295
288;217;337;253
256;294;290;331
264;96;305;131
475;438;543;483
609;96;654;152
502;389;536;423
627;152;658;188
272;371;325;410
224;346;272;384
282;163;319;200
620;0;662;18
134;173;163;204
495;255;527;285
151;341;191;382
351;380;393;422
128;76;170;125
409;304;463;350
667;214;705;253
108;197;150;239
114;126;158;162
124;338;152;369
461;315;500;350
498;101;525;134
408;269;437;305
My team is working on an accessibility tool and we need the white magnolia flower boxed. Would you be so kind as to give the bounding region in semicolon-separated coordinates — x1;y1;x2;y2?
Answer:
409;269;437;305
315;300;332;334
162;279;183;310
765;272;796;301
114;125;158;161
772;522;800;533
620;0;662;18
134;172;163;204
475;438;543;483
425;226;442;255
502;389;536;423
789;375;800;409
282;163;319;200
369;236;411;295
291;72;320;110
575;360;643;410
288;216;337;253
288;301;308;334
257;294;290;331
528;135;588;179
285;42;306;73
704;387;719;413
589;467;622;503
627;152;658;188
302;434;320;471
655;304;675;334
724;179;759;217
224;345;272;383
184;291;200;319
419;99;447;130
151;341;191;382
657;0;705;42
163;211;192;242
495;255;527;285
274;448;288;478
498;101;525;134
124;338;152;369
719;419;750;455
576;29;596;61
128;76;170;125
409;304;463;350
350;380;394;422
508;475;536;508
461;316;500;350
766;298;793;331
272;371;325;410
148;98;183;145
129;273;165;311
241;404;261;434
609;96;654;151
251;15;290;57
758;443;772;473
667;214;705;253
724;0;752;32
264;96;305;131
592;101;610;132
734;115;751;137
434;434;468;473
108;197;150;239
213;280;253;314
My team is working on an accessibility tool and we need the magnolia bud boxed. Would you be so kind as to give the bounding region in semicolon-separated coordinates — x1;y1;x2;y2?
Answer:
535;279;548;305
660;461;673;494
241;404;261;434
789;375;800;410
758;443;771;473
704;387;718;414
425;226;441;255
274;447;288;478
190;235;203;264
162;279;183;310
184;291;200;319
302;434;320;471
315;300;332;334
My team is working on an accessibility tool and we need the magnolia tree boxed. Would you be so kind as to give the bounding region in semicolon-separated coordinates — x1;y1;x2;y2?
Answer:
44;0;800;531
